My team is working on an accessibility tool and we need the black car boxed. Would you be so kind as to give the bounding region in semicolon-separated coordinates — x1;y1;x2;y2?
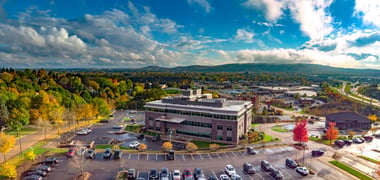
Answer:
41;157;58;165
34;165;51;172
26;170;47;177
167;150;175;160
127;168;137;180
103;148;113;159
194;168;205;179
243;162;255;174
161;167;170;180
149;168;159;180
113;149;123;159
344;139;352;145
285;158;298;168
247;147;257;155
207;175;218;180
85;149;96;159
269;168;283;180
23;175;43;180
334;140;345;148
261;160;272;171
311;149;325;157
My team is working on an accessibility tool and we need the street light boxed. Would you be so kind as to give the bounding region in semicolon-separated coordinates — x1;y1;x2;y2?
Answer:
168;129;173;142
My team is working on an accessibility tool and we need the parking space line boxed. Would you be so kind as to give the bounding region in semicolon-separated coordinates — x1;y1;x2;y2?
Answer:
146;154;149;160
232;151;238;157
137;154;140;160
280;168;296;179
136;171;139;178
199;154;203;160
128;153;131;159
208;153;211;159
156;154;158;161
224;152;229;158
212;170;216;177
238;151;244;156
182;154;185;160
191;154;194;160
216;153;221;159
255;172;265;180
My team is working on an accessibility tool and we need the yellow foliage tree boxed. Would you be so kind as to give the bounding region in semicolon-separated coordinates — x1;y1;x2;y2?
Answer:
0;132;16;162
0;162;17;179
139;143;147;152
162;142;173;152
186;142;198;152
112;144;120;150
348;131;356;139
368;114;377;122
25;149;36;161
209;143;220;151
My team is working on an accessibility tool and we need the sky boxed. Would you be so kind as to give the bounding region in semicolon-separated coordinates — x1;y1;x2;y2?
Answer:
0;0;380;69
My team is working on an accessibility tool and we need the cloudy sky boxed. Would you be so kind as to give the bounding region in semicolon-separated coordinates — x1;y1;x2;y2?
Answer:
0;0;380;69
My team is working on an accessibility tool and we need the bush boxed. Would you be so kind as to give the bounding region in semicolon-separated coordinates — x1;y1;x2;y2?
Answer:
162;142;173;152
209;144;220;151
139;143;147;152
186;142;198;152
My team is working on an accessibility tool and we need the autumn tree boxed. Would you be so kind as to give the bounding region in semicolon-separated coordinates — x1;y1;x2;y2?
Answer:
186;142;198;152
293;120;309;144
24;149;36;161
0;132;16;162
348;130;356;139
0;162;16;179
209;144;220;151
326;122;339;145
162;142;172;152
368;114;377;122
139;143;147;152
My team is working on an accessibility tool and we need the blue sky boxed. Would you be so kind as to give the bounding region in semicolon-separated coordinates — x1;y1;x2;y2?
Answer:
0;0;380;69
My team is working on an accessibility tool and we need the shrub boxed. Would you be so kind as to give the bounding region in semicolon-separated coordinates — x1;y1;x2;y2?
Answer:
162;142;173;152
209;144;220;151
186;142;198;152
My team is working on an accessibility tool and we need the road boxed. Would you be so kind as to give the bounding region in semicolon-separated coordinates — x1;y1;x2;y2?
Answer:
336;82;380;108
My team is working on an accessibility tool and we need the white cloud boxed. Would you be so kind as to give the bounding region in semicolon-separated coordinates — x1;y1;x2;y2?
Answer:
243;0;285;21
354;0;380;28
235;29;254;43
187;0;212;13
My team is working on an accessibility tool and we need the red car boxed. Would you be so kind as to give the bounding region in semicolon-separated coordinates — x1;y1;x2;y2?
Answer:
183;168;193;180
66;147;76;158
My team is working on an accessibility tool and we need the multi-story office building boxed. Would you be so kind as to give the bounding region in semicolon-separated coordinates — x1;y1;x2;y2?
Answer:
144;89;253;144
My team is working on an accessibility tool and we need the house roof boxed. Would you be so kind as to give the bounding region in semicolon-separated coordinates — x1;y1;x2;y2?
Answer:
325;112;371;123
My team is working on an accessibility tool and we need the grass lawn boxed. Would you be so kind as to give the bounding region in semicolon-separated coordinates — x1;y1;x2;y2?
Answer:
190;140;229;149
5;127;37;137
95;144;130;150
271;125;289;132
309;136;331;145
329;161;373;180
358;156;379;164
6;141;49;167
123;117;130;121
251;123;258;128
124;124;141;133
164;89;183;94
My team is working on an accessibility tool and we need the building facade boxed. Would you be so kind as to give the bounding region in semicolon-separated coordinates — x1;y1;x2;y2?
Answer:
144;89;253;145
325;112;372;131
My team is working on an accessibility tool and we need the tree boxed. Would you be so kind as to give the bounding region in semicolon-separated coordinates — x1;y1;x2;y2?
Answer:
139;143;147;152
24;149;36;161
0;162;16;179
0;101;9;131
325;122;339;145
112;144;120;150
0;132;16;162
348;131;356;139
162;142;172;152
209;143;220;151
368;114;377;122
293;120;309;144
186;142;198;152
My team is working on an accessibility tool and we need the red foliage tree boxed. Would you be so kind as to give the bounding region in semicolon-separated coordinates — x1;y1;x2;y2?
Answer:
325;122;339;145
293;120;309;144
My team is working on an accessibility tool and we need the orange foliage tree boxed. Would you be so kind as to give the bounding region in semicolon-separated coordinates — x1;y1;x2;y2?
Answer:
325;122;339;145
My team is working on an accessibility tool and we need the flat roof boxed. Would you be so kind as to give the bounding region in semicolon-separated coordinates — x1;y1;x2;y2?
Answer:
155;117;185;123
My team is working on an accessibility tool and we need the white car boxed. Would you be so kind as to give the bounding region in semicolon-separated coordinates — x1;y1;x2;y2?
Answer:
129;141;140;149
112;124;123;129
82;128;92;133
295;166;309;176
225;165;236;176
230;174;241;180
220;174;230;180
76;130;88;135
172;169;181;180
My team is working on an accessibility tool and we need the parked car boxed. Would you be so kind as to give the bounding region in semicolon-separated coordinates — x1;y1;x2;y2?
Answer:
76;130;88;135
161;167;170;180
296;167;309;176
23;175;43;180
82;128;92;133
103;148;112;159
26;170;47;177
66;147;77;158
113;149;123;159
334;140;345;148
34;165;51;172
127;168;136;180
85;149;96;159
375;133;380;138
41;157;58;165
285;158;298;168
194;168;206;179
129;141;140;149
219;174;229;180
230;174;241;180
243;162;255;174
260;160;272;171
99;119;109;123
343;139;352;145
224;165;236;176
311;149;325;157
172;169;182;180
364;136;373;142
183;168;194;180
269;168;283;180
246;146;257;155
113;124;123;129
352;137;363;144
207;175;218;180
149;168;159;180
167;150;175;160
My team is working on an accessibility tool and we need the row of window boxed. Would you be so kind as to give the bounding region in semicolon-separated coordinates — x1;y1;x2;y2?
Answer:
146;107;238;120
180;120;212;128
176;129;211;139
217;135;232;141
217;125;232;131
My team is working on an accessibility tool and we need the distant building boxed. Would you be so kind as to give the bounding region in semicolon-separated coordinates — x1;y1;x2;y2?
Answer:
325;112;372;131
144;89;253;145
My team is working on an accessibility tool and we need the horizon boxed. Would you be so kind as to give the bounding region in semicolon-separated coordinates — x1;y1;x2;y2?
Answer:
0;1;380;69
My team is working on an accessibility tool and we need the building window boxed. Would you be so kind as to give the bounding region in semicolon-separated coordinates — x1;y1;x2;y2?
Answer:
148;117;153;120
149;126;153;130
226;126;232;131
217;136;223;140
226;137;232;141
217;125;223;130
156;127;160;131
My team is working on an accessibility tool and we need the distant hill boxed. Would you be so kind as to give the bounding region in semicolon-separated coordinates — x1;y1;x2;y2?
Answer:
131;63;380;74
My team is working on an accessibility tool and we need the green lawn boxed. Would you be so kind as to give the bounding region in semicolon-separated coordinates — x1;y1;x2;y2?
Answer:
190;140;229;149
123;117;131;121
358;156;379;164
309;136;331;145
6;141;49;167
164;89;183;94
271;125;289;132
124;124;141;132
5;127;37;137
329;161;373;180
95;144;130;150
251;123;258;128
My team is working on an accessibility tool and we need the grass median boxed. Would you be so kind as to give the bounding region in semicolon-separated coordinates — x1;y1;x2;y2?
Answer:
329;160;373;180
358;156;379;164
271;125;289;132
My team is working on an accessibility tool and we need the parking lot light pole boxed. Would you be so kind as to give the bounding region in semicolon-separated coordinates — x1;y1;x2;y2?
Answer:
169;129;173;142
